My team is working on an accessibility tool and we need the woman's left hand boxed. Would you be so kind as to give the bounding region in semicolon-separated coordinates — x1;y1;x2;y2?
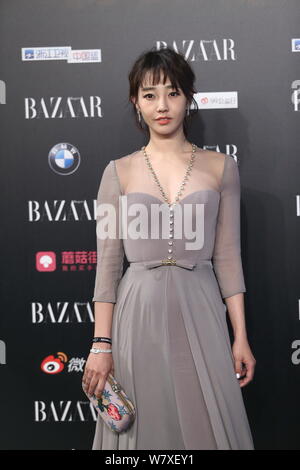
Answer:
232;337;256;388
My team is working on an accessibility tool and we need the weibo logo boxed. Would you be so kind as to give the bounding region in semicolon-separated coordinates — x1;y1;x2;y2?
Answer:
40;352;86;375
41;352;68;375
36;251;56;271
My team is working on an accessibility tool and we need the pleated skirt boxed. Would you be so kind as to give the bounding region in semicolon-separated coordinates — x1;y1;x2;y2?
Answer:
92;261;254;450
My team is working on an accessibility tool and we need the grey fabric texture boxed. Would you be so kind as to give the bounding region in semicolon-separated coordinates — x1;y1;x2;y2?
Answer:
91;149;254;450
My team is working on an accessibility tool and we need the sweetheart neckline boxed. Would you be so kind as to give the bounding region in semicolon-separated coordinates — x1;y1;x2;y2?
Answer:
122;189;220;205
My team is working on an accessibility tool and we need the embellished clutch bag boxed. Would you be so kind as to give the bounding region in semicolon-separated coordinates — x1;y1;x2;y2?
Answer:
82;372;136;433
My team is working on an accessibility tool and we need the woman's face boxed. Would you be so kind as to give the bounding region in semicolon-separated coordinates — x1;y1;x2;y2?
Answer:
134;70;188;135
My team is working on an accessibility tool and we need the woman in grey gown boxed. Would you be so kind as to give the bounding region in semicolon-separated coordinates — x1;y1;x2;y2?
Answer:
82;47;256;450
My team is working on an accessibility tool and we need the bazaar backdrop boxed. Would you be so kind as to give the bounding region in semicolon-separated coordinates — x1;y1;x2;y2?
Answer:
0;0;299;450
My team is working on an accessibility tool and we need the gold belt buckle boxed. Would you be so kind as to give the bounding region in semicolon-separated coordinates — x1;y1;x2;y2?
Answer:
161;258;177;266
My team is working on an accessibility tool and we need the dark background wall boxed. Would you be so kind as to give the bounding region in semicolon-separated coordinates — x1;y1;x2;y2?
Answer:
0;0;299;450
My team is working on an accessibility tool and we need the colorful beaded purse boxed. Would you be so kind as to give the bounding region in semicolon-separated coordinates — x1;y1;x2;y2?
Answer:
82;373;136;433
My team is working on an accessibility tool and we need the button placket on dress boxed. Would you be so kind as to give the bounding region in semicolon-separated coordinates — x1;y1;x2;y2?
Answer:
141;143;197;266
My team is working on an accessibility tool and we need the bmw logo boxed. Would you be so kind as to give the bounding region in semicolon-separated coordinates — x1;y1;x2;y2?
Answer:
48;143;81;175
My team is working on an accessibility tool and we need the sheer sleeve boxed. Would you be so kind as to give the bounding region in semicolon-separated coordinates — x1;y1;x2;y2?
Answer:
212;154;246;299
92;160;124;303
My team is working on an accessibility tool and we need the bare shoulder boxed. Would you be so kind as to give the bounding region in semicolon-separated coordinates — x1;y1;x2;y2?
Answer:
198;148;227;162
197;148;228;175
113;149;140;171
112;149;141;191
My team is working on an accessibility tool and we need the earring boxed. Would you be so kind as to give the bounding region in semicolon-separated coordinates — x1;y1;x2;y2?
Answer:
137;109;141;123
186;106;190;116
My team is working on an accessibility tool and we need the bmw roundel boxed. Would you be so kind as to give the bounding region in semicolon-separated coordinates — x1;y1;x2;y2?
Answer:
48;143;81;175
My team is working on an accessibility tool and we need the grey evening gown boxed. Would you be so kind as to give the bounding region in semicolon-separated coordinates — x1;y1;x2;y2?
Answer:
91;148;254;450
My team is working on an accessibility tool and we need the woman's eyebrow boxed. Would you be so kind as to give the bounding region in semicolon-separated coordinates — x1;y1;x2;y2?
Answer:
141;84;178;91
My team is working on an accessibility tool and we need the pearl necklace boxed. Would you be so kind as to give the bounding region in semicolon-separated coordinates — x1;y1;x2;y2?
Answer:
141;143;197;207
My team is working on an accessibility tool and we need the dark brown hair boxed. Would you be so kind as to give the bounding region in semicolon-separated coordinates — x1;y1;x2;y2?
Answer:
128;46;198;137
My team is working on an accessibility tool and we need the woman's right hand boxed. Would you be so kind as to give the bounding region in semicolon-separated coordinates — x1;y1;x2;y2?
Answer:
82;345;115;399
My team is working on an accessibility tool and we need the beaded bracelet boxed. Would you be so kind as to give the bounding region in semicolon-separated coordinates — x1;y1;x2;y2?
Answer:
90;347;112;354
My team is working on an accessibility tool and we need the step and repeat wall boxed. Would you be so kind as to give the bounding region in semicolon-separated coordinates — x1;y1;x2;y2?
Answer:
0;0;299;450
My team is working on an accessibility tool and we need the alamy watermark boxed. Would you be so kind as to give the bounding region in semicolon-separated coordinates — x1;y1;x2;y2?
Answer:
95;197;205;251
